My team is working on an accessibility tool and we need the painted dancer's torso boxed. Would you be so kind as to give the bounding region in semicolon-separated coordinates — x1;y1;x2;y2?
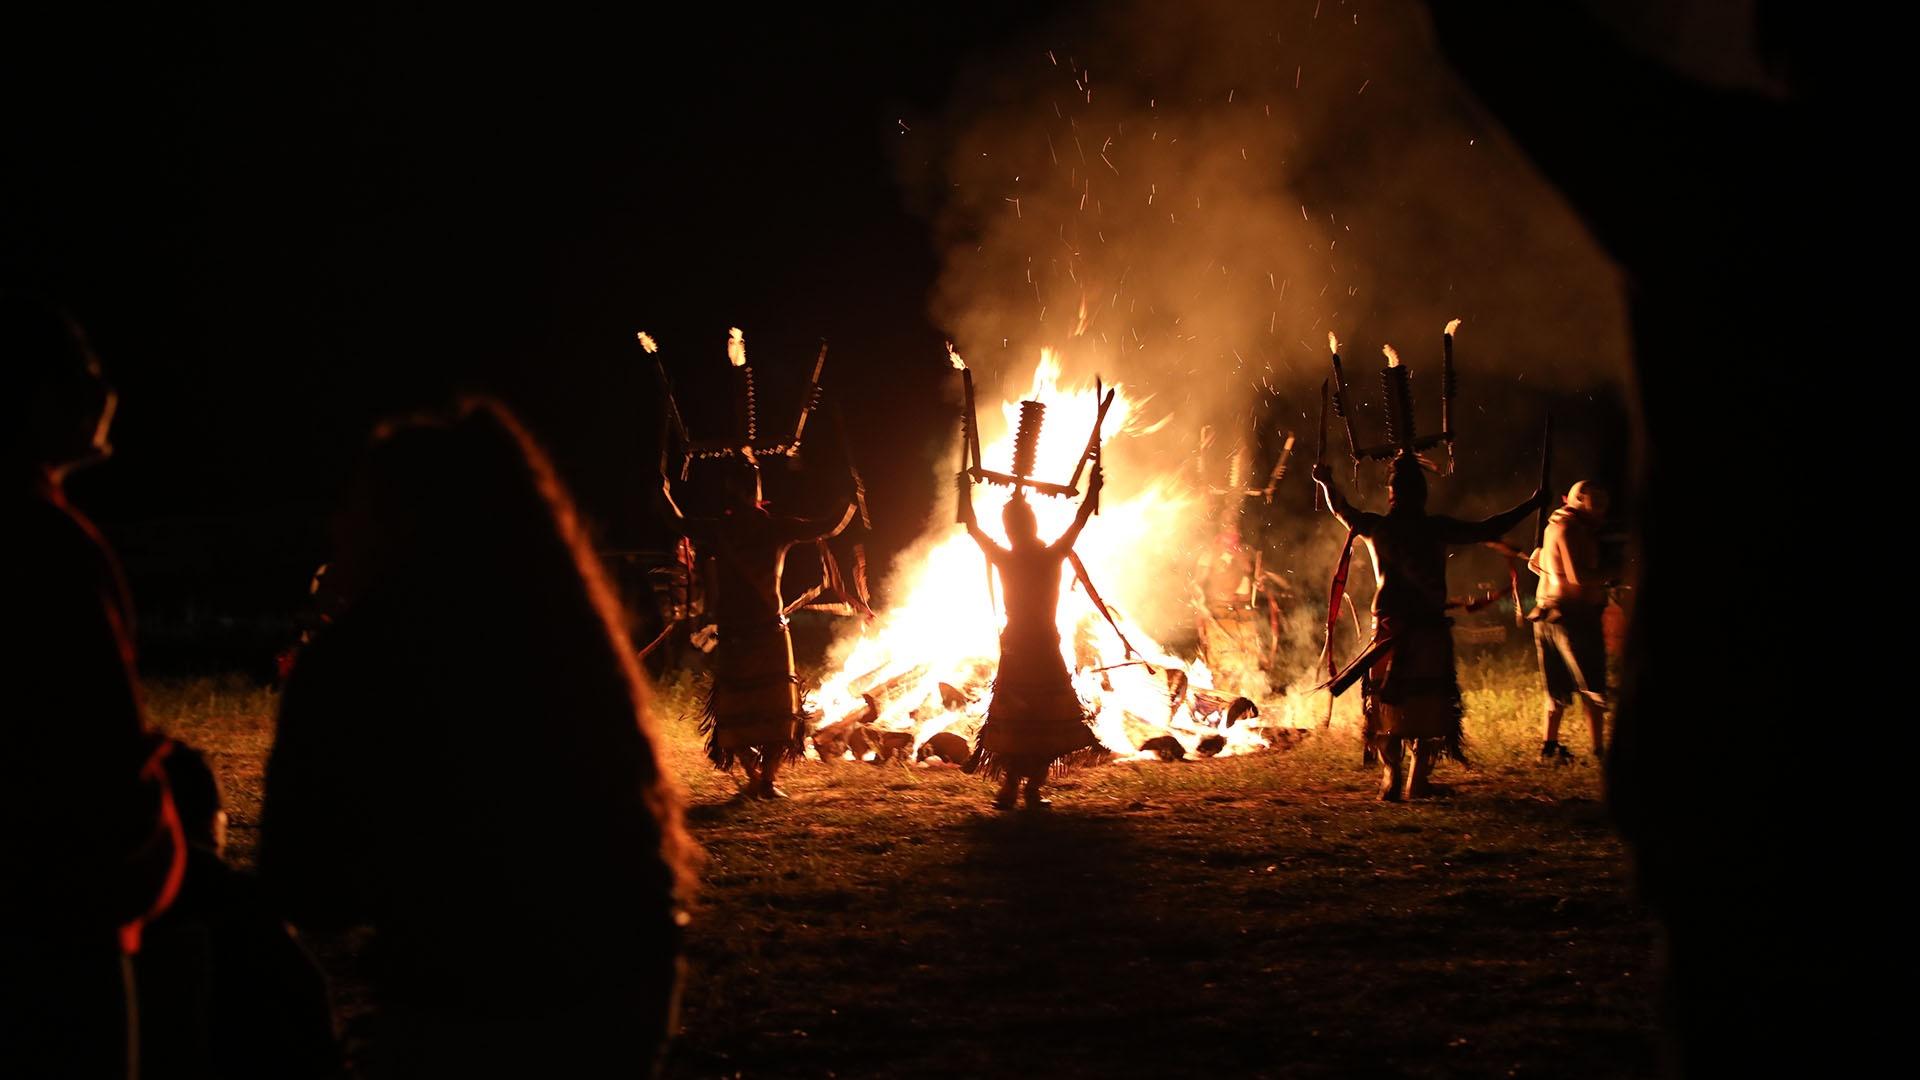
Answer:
991;543;1066;648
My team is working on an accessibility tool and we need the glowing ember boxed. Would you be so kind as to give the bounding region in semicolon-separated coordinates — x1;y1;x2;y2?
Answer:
726;327;747;368
1382;344;1401;368
807;350;1283;764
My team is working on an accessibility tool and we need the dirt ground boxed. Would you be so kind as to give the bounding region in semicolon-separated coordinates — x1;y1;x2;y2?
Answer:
150;666;1659;1078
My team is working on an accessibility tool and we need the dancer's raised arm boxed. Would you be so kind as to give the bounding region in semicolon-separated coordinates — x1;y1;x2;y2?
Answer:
1050;464;1104;554
1438;488;1545;545
1312;464;1379;536
956;471;1006;559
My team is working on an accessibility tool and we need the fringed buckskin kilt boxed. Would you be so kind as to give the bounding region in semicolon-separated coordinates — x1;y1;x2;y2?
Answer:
969;629;1104;779
1361;616;1466;764
702;618;804;770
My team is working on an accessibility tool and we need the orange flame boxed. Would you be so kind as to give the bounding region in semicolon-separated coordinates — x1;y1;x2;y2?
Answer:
806;351;1277;763
947;343;967;371
1382;344;1401;368
1327;331;1340;355
636;331;659;355
726;327;747;368
1444;318;1463;338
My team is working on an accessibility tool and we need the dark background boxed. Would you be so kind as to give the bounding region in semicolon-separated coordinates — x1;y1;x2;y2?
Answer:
5;6;1067;644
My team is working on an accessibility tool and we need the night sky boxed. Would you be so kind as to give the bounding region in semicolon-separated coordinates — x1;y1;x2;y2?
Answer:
6;7;1073;621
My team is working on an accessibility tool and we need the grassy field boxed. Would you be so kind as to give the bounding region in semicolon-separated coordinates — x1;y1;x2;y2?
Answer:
147;650;1659;1078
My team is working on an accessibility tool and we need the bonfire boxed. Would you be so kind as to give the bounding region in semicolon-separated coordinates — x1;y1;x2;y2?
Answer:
807;349;1301;766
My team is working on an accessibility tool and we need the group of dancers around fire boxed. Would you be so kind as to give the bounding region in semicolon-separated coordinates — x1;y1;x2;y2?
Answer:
664;326;1614;811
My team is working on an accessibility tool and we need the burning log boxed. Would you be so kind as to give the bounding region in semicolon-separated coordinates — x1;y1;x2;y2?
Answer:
868;729;917;764
845;662;899;699
916;731;972;766
1255;726;1311;751
1094;659;1151;692
847;726;875;759
811;716;919;764
860;664;932;718
1191;690;1260;727
1139;735;1187;761
937;682;972;710
1164;668;1190;717
810;713;871;759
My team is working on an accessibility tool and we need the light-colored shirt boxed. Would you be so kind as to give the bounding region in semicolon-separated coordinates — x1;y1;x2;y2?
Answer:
1531;506;1605;610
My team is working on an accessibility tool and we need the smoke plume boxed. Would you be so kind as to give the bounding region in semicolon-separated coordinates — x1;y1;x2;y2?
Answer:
914;0;1627;479
866;0;1639;704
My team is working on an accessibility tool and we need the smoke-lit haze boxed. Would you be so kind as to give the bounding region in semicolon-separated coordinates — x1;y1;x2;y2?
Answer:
886;0;1634;669
914;0;1628;476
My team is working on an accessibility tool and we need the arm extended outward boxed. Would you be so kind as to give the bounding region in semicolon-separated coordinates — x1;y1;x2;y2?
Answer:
1440;488;1546;546
1311;464;1370;534
956;471;1006;559
1050;464;1104;553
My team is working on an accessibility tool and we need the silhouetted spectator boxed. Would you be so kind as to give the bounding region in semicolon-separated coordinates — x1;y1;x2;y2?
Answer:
2;293;185;1079
1428;3;1831;1072
262;396;695;1076
137;744;343;1079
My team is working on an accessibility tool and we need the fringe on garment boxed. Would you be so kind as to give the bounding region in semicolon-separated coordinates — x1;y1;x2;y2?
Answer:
1440;696;1468;766
700;684;804;772
1361;685;1468;767
962;742;1112;782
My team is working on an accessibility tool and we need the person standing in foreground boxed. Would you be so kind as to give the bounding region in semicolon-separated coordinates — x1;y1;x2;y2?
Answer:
262;397;694;1076
958;467;1107;810
1530;480;1612;764
1313;454;1542;801
136;745;341;1079
2;294;186;1078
